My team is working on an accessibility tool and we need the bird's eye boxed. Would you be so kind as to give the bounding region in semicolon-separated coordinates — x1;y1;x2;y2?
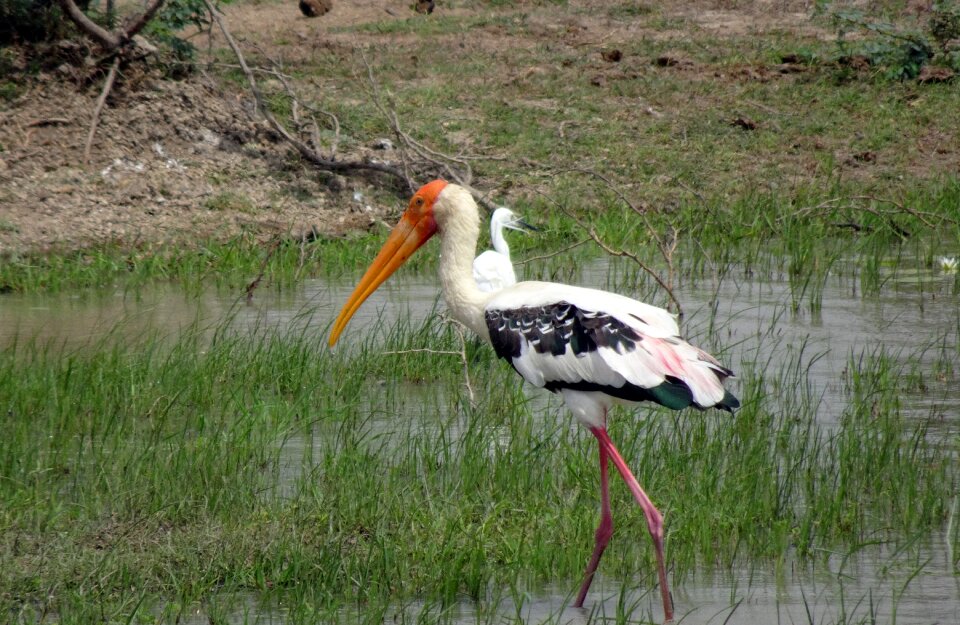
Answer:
414;196;424;208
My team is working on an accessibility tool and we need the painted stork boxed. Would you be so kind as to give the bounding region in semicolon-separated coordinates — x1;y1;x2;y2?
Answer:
473;207;537;292
328;180;739;621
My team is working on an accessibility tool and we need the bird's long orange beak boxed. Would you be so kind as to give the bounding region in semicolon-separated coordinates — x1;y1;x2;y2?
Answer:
328;180;448;347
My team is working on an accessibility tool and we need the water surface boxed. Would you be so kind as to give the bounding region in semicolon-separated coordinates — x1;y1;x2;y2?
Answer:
2;257;958;624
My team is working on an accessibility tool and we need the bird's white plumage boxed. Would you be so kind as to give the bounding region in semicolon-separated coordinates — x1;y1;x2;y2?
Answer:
483;281;729;426
473;250;517;291
560;389;614;427
473;207;526;292
487;281;679;334
431;183;735;432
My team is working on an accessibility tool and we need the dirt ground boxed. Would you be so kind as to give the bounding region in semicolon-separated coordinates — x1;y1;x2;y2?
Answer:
0;0;830;255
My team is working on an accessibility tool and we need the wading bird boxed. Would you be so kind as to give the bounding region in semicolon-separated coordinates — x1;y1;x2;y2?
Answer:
473;207;537;292
328;180;739;621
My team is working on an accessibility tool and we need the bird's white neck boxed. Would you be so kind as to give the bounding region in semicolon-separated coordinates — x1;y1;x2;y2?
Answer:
436;187;491;340
491;218;511;258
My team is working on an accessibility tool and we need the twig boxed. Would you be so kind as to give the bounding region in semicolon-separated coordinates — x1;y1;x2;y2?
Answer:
444;316;476;407
783;195;952;233
84;56;120;165
357;49;500;207
245;237;282;303
558;119;578;139
294;232;311;281
847;194;938;229
204;0;408;181
540;189;684;315
582;222;684;317
549;168;683;309
27;118;71;128
208;62;295;80
559;167;664;244
383;327;476;406
383;348;461;356
514;238;591;265
121;0;167;41
670;176;707;205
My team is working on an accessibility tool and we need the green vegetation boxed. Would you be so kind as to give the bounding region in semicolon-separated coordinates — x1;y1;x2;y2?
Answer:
1;299;956;623
823;0;960;78
0;233;389;293
2;1;960;623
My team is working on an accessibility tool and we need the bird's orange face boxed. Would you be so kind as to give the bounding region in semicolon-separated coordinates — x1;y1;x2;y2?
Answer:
328;179;448;346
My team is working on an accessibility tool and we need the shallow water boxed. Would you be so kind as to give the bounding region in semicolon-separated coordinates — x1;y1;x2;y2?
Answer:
164;535;959;624
2;257;958;624
2;259;957;430
0;273;441;349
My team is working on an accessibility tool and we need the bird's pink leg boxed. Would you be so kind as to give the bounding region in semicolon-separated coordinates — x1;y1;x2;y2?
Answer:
573;439;613;607
591;426;674;622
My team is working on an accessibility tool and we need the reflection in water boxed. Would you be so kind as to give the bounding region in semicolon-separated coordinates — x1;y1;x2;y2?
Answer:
2;256;958;624
0;273;442;350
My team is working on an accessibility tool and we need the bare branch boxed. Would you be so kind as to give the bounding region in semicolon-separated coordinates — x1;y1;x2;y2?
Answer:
537;189;684;316
443;315;476;407
245;238;282;303
548;168;684;308
83;57;120;165
782;194;954;236
57;0;121;48
383;349;463;356
514;238;591;265
581;221;684;317
847;194;938;229
203;0;408;181
122;0;167;40
382;315;476;407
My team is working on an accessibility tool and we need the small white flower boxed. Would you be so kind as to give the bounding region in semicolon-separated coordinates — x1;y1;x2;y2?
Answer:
938;257;958;273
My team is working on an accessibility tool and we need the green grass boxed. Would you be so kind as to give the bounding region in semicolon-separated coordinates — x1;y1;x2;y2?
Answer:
0;296;956;623
2;177;958;304
3;2;960;622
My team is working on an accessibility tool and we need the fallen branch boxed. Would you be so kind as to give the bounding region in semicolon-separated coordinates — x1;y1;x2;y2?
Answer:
203;0;409;182
383;314;476;407
83;56;120;165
